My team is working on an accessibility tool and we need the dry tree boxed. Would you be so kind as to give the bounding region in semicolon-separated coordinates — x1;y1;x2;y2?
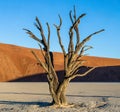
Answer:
24;6;104;107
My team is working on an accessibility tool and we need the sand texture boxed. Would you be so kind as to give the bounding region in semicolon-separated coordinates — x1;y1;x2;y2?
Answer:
0;83;120;112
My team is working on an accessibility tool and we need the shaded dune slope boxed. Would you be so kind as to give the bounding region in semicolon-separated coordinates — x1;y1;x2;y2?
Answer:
0;43;120;82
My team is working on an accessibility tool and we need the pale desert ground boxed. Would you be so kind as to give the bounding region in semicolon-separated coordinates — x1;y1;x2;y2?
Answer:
0;83;120;112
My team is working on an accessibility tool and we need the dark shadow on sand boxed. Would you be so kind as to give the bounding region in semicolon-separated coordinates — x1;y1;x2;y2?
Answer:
0;100;52;107
9;66;120;82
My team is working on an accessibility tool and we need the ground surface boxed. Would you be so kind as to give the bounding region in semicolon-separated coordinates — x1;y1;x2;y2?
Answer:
0;83;120;112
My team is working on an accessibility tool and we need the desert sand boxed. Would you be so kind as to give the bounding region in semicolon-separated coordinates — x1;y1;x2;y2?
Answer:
0;83;120;112
0;43;120;82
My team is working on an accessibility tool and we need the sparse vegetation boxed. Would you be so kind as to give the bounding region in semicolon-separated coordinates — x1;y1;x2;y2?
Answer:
24;6;104;107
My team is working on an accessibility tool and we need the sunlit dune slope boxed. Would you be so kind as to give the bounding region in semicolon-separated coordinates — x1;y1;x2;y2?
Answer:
0;43;120;82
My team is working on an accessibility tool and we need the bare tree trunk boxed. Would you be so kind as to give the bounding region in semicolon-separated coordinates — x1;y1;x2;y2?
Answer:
47;76;69;106
55;79;69;106
24;6;104;108
59;83;68;105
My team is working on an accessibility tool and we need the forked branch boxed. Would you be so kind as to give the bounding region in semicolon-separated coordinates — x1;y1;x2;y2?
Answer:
68;67;96;81
23;29;42;44
54;15;66;56
75;29;105;54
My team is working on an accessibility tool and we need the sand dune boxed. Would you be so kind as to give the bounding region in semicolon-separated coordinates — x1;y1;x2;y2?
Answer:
0;43;120;82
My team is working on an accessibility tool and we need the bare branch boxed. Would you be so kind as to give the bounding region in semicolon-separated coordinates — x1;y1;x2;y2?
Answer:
54;15;66;55
31;50;48;72
73;7;85;50
54;15;62;30
70;13;86;31
75;29;105;54
75;27;80;47
68;59;85;76
76;67;96;77
38;43;45;57
35;17;48;50
38;43;48;64
58;15;62;28
79;45;93;56
68;29;74;55
67;12;86;64
68;9;83;67
23;29;42;44
73;5;77;21
68;67;96;81
69;10;74;24
35;17;42;31
46;22;50;51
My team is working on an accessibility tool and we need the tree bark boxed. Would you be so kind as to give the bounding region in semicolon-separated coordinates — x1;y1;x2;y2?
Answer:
59;86;67;105
53;78;69;106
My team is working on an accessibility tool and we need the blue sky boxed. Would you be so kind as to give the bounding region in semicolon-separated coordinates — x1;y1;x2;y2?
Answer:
0;0;120;59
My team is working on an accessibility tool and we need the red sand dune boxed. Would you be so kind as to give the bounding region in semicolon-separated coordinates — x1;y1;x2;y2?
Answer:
0;43;120;82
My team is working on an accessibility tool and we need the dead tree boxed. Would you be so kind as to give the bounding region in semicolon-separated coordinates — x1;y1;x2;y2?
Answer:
24;7;104;107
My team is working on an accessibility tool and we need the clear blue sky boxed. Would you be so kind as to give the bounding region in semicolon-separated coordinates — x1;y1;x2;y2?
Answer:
0;0;120;59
